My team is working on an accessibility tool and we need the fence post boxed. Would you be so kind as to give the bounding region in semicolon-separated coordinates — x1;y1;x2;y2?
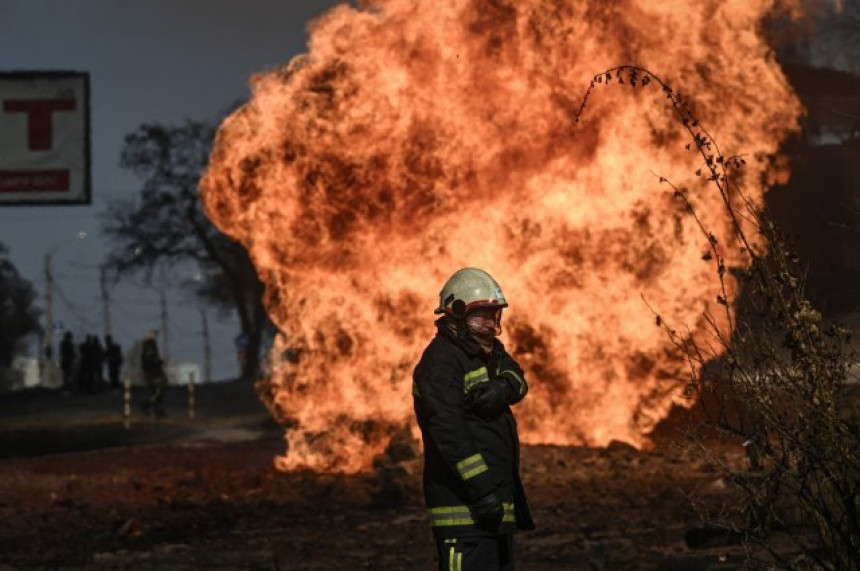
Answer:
123;376;132;430
188;371;195;419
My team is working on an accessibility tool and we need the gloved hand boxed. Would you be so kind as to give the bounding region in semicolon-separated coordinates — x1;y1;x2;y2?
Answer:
470;491;504;529
466;379;515;419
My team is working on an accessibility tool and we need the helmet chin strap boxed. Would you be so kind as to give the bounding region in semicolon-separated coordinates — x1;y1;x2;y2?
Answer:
444;301;490;353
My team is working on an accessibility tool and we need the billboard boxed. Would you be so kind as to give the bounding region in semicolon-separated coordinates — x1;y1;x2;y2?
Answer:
0;71;91;205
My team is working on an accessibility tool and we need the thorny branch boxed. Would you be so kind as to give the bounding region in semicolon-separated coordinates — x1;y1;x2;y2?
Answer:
578;65;860;569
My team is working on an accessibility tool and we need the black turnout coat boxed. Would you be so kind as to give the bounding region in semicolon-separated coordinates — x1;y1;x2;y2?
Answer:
412;319;535;538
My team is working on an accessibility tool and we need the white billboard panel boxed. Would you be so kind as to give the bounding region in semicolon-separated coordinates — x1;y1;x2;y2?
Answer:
0;72;91;205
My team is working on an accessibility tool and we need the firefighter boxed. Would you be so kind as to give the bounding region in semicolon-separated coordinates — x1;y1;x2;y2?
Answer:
141;331;168;417
413;267;534;571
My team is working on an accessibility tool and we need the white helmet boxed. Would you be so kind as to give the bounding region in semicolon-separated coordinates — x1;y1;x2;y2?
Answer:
435;267;508;316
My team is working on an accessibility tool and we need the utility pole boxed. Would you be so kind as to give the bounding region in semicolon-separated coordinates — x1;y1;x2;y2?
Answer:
100;267;112;338
200;307;212;382
41;252;54;384
40;232;86;386
159;291;170;365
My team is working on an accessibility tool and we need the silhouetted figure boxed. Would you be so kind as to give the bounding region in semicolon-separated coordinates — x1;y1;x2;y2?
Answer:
76;335;95;393
141;333;168;417
235;332;249;373
105;335;123;390
59;332;76;390
92;336;106;391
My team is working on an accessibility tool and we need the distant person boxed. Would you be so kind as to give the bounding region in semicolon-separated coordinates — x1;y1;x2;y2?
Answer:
59;332;76;391
234;332;249;373
76;334;95;393
92;336;106;391
105;335;123;390
141;332;168;417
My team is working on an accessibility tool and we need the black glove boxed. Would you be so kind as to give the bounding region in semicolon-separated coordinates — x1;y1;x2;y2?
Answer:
470;491;504;529
466;378;515;419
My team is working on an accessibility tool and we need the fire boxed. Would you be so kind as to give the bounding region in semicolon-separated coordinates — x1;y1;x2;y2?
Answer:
199;0;802;472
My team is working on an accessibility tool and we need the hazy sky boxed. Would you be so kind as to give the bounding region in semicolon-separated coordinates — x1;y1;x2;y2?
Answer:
0;0;341;379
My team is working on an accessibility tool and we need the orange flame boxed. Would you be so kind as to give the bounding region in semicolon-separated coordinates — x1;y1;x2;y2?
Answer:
200;0;802;472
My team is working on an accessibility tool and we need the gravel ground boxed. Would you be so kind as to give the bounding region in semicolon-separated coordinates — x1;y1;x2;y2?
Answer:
0;382;809;570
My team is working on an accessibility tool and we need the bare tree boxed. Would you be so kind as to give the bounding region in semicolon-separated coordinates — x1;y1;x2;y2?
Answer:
0;243;41;390
102;120;272;382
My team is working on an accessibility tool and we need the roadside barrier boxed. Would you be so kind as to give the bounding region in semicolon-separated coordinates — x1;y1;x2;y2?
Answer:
123;376;131;430
188;372;195;419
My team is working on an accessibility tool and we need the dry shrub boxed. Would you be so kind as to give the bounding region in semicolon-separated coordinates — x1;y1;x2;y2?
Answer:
579;65;860;570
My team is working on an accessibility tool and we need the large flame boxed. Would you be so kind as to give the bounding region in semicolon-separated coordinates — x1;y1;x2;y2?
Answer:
200;0;802;472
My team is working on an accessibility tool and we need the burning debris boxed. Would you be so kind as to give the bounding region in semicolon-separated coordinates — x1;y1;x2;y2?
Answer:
199;0;802;471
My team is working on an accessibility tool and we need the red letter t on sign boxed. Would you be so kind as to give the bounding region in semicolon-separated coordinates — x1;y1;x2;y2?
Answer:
3;99;76;151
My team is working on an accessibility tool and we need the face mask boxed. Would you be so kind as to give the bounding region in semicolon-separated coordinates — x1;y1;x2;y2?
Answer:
465;308;502;341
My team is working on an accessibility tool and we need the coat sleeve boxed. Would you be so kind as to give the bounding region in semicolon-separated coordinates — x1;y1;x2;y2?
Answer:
414;352;498;501
496;350;528;405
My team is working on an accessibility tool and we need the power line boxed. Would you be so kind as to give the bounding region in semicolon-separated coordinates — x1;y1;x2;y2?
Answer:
52;293;100;333
105;318;140;343
110;297;163;307
52;273;101;283
53;280;96;313
167;315;198;335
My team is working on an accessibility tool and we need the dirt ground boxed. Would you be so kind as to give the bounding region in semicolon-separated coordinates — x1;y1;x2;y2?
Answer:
0;384;796;570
